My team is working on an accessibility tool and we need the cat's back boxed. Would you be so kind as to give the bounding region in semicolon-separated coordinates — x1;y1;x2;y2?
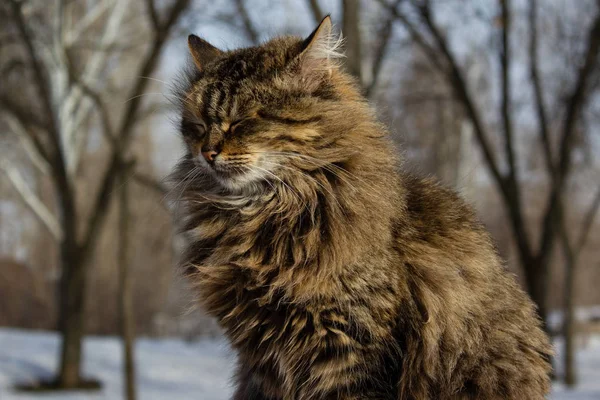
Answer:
394;174;520;277
392;174;552;399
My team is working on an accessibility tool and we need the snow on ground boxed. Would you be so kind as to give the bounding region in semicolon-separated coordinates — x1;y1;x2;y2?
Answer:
0;328;598;399
0;328;234;400
551;336;600;400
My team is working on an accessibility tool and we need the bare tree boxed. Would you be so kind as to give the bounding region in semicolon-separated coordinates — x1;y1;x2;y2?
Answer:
234;0;260;44
561;184;600;386
306;0;399;93
1;0;190;389
342;0;362;82
119;160;137;400
374;0;600;335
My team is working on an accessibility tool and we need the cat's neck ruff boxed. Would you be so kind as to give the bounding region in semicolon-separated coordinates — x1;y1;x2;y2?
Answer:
177;154;399;299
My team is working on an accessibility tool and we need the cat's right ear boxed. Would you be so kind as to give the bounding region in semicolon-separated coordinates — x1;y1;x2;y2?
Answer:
188;35;222;71
297;15;343;78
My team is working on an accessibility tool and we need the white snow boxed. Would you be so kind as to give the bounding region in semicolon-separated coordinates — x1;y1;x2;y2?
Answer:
0;329;234;400
550;336;600;400
0;328;598;399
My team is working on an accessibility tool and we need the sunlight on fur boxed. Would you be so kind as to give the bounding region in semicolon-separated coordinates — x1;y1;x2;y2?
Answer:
170;16;552;400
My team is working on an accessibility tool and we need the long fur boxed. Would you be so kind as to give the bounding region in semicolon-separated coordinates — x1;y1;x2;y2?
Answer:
171;20;552;400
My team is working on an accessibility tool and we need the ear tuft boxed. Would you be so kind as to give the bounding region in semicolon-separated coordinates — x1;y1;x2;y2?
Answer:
187;34;223;71
300;16;344;71
296;16;344;82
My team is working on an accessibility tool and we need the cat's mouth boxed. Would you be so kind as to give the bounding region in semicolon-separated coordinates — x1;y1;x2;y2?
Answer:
204;159;261;188
211;163;247;178
195;154;278;192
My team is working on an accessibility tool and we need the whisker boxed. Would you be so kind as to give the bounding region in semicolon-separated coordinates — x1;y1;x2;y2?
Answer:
169;166;204;207
138;76;168;85
250;150;363;181
259;160;347;216
123;91;197;111
123;92;164;104
246;164;277;193
250;165;310;214
255;151;372;193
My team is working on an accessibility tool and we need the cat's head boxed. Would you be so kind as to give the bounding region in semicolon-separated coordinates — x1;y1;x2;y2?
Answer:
178;16;371;193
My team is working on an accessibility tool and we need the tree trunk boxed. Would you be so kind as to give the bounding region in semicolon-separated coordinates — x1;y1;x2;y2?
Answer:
523;258;550;334
119;167;137;400
563;185;600;386
562;228;578;386
57;240;85;387
563;254;576;386
55;172;87;388
342;0;362;83
521;259;558;381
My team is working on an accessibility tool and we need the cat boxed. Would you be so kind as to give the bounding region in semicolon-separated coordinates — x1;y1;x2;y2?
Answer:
172;16;552;400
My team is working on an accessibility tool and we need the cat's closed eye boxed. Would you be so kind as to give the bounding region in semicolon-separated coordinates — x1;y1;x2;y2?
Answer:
228;117;255;135
181;120;206;139
194;123;206;137
229;120;243;134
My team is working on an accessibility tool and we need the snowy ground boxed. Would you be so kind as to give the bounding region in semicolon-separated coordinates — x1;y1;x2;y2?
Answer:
0;328;598;400
0;329;234;400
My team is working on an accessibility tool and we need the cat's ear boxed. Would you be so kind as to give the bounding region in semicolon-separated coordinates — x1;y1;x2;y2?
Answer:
297;16;343;77
188;35;223;71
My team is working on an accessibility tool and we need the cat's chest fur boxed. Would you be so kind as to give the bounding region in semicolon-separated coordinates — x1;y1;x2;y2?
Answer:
183;193;403;373
187;216;403;399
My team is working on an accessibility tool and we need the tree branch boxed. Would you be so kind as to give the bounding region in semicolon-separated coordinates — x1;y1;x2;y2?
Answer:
366;0;403;97
0;94;48;132
79;0;191;263
400;2;535;271
1;162;62;240
575;184;600;254
557;11;600;186
145;0;160;30
416;4;505;187
376;0;446;77
2;112;50;175
528;0;554;176
499;0;517;183
70;77;116;146
342;0;363;82
537;7;600;262
0;96;51;163
62;0;129;174
234;0;260;45
307;0;324;24
8;0;60;149
66;0;113;45
132;171;168;196
8;0;76;236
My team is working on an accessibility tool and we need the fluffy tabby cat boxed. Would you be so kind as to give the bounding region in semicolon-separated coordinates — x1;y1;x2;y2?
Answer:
172;16;552;400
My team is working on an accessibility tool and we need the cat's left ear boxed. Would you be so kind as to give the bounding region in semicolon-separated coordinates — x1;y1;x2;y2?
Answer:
188;35;223;71
297;16;343;78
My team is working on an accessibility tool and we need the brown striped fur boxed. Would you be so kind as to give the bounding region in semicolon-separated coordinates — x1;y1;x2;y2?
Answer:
171;17;552;399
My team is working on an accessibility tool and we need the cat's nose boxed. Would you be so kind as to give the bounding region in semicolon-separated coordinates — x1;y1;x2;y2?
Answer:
201;150;219;163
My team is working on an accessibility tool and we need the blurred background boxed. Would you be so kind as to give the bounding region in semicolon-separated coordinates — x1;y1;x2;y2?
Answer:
0;0;599;399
